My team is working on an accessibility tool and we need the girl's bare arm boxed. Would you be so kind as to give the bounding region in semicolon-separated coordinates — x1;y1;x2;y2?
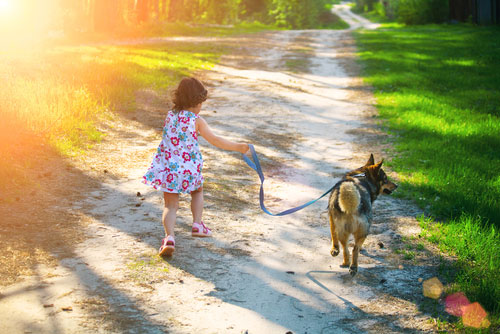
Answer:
196;117;248;154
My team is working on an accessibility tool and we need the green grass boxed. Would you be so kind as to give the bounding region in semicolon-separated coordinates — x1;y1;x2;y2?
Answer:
112;21;281;40
419;215;500;313
354;23;500;319
322;13;350;30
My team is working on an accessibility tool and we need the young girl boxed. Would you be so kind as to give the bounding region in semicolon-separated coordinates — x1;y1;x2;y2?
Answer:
143;77;249;257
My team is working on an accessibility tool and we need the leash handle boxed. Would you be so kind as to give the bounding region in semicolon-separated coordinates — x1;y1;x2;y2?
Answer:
242;144;335;216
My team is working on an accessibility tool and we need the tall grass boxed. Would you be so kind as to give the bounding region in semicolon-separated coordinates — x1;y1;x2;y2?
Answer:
354;23;500;316
0;41;221;188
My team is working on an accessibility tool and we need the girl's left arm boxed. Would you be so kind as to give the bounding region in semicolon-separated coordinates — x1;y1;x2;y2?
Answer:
196;117;248;154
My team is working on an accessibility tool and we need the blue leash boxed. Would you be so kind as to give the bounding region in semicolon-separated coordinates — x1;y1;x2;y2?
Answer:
242;144;335;216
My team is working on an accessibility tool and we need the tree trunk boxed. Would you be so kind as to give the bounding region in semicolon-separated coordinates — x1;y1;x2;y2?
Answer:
168;0;181;21
161;0;167;15
136;0;150;22
153;0;159;19
94;0;117;32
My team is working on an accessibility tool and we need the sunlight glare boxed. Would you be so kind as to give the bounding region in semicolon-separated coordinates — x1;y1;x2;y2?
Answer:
0;0;12;13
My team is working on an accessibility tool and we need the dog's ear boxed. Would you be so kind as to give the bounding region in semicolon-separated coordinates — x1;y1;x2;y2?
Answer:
365;154;375;166
366;160;384;177
373;160;384;174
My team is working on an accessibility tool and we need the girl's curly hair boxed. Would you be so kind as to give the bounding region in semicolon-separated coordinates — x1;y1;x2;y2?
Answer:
172;77;208;112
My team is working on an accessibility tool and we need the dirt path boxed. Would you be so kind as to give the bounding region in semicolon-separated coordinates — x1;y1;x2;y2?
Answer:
1;4;441;333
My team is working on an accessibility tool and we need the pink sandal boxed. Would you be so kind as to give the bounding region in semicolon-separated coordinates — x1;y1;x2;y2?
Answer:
192;221;212;237
158;235;175;256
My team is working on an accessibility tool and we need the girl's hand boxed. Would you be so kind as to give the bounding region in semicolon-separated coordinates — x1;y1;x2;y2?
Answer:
240;143;250;155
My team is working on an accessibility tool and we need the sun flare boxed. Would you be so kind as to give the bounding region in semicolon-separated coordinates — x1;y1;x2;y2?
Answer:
0;0;12;13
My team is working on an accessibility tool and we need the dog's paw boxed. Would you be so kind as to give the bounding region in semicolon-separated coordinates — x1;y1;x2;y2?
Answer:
340;263;350;268
330;247;340;257
349;266;358;276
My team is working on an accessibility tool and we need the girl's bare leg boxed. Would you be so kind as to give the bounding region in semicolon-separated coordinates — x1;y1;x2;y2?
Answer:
163;192;179;237
190;187;203;223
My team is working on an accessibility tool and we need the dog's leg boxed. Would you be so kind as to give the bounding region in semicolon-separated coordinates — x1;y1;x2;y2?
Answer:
329;214;339;257
339;233;350;268
350;235;366;276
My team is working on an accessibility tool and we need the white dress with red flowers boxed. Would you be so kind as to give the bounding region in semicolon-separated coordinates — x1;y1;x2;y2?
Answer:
143;110;203;193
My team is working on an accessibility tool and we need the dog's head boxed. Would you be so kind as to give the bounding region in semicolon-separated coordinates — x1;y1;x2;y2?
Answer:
347;154;398;195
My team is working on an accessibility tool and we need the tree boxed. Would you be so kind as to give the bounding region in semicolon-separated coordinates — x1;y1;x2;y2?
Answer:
136;0;150;22
168;0;182;21
93;0;123;32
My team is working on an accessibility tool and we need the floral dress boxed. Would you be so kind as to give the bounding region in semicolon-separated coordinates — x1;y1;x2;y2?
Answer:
143;110;203;193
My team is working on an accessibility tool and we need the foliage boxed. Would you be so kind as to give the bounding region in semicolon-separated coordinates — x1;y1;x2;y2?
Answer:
5;0;341;37
397;0;449;24
353;0;379;13
355;23;500;314
269;0;323;28
354;0;449;24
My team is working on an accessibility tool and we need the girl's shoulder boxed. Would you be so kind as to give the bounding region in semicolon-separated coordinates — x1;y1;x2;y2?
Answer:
182;110;199;119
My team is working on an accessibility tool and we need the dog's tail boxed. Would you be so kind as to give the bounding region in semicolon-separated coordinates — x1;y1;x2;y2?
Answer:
339;182;360;214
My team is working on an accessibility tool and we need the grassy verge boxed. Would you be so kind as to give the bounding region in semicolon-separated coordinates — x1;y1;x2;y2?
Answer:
351;2;390;24
322;13;350;30
0;34;223;189
112;21;280;40
354;23;500;322
57;21;281;45
355;9;392;23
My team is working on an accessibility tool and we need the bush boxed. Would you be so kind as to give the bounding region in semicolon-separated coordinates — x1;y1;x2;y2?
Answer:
381;0;400;20
397;0;449;24
353;0;379;13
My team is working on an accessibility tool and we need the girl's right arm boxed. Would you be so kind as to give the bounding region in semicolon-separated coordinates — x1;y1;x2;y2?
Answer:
196;117;248;154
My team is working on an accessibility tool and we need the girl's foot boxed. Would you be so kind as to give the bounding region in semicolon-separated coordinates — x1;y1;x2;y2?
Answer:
192;221;212;237
159;235;175;257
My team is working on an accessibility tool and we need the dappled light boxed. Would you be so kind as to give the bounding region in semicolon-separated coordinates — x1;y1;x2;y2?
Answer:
1;1;499;333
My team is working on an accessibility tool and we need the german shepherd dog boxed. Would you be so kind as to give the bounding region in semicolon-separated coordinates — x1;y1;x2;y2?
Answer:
328;154;398;276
